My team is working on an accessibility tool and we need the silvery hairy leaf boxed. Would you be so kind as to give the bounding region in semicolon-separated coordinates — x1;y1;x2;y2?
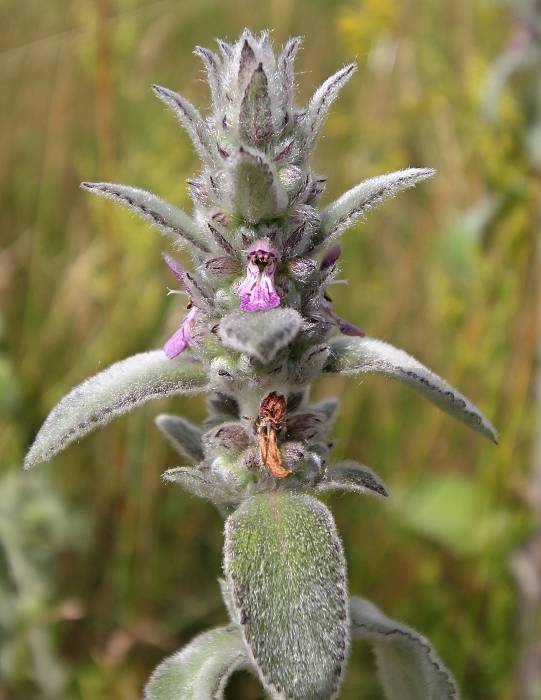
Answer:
303;63;357;150
155;414;204;462
350;597;459;700
207;391;240;419
286;410;328;442
202;422;250;455
325;336;498;443
277;37;302;125
194;45;222;109
162;463;242;505
24;352;207;470
224;493;349;700
229;146;288;223
144;625;249;700
239;63;273;146
318;461;389;498
218;308;303;364
80;182;210;254
291;343;330;384
152;84;215;162
319;168;435;244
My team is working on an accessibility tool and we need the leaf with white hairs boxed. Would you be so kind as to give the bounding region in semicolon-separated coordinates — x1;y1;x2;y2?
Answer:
81;182;210;254
229;146;288;223
318;461;389;498
155;414;204;462
152;84;215;162
224;493;349;700
325;336;498;443
194;45;222;109
218;308;302;363
303;63;357;149
319;168;435;244
24;352;207;469
144;625;249;700
350;597;459;700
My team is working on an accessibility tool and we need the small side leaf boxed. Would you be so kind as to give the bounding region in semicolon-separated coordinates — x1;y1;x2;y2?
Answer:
162;464;242;504
219;308;302;363
144;625;249;700
155;414;204;462
194;45;222;109
318;461;389;498
239;63;273;146
303;63;357;149
350;597;459;700
152;84;215;162
325;336;497;443
319;168;435;243
81;182;210;253
224;493;349;700
229;146;288;223
24;352;207;469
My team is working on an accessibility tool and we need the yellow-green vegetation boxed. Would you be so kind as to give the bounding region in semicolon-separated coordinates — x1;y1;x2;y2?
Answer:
1;1;538;698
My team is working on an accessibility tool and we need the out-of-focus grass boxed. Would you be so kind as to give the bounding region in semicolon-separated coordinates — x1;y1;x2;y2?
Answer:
0;1;538;698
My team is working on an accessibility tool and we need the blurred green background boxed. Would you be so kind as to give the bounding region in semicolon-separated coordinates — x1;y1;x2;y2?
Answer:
1;0;540;698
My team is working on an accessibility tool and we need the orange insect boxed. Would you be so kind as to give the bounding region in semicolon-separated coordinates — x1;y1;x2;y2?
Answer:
256;392;291;479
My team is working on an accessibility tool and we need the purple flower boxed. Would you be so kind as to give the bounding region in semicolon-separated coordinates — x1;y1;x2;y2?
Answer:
164;306;198;359
322;294;364;337
237;240;281;312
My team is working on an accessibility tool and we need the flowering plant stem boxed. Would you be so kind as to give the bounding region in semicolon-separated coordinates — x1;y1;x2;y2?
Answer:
24;29;497;700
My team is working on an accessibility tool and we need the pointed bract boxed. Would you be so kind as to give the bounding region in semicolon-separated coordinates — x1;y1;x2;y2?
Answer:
303;63;357;150
155;414;204;462
319;168;436;244
81;182;210;253
152;84;215;162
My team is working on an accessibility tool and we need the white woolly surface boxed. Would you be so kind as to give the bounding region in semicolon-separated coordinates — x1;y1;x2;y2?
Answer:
350;597;458;700
326;336;497;443
24;351;207;469
144;625;248;700
81;182;209;253
219;308;302;363
225;493;350;700
320;168;435;241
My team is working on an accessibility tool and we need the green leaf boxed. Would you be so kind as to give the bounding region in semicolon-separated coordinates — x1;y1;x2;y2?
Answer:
229;146;288;223
325;336;497;443
80;182;210;254
319;168;435;243
224;493;349;700
350;597;459;700
155;414;204;462
318;461;389;498
144;626;248;700
219;308;302;363
24;352;207;469
303;63;357;150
